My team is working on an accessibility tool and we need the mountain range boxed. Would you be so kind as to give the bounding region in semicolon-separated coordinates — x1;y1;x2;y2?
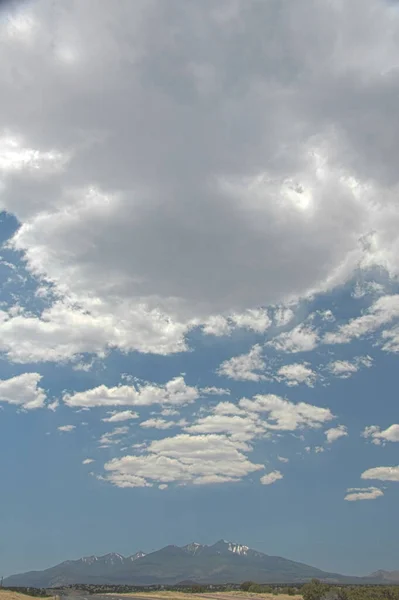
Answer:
3;540;397;587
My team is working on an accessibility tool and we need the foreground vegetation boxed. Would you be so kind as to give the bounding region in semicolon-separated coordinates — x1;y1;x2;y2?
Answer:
5;579;399;600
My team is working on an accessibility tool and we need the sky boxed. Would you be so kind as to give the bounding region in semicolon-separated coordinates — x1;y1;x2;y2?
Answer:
1;0;399;580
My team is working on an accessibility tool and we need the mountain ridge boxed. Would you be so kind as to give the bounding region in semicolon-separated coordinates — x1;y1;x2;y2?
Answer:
3;539;396;587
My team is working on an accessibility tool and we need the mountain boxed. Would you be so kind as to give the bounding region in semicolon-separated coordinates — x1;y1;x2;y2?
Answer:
369;570;399;583
2;540;379;587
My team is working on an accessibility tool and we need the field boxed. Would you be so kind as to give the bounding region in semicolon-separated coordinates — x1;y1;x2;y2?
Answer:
109;592;302;600
0;593;53;600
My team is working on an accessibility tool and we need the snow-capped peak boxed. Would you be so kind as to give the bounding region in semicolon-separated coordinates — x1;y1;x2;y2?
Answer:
182;542;205;555
227;542;249;556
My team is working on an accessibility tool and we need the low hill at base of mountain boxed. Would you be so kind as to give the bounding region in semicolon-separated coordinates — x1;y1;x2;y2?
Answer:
3;540;394;588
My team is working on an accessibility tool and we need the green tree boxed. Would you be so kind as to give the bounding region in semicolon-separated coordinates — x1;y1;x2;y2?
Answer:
240;581;255;592
302;579;330;600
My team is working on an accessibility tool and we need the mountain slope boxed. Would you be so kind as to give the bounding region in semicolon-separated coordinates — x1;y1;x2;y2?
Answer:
2;540;374;587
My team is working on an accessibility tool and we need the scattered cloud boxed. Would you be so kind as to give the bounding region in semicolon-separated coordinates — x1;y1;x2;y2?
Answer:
239;394;334;431
58;425;76;433
0;372;46;410
327;355;373;379
277;362;317;387
325;425;348;443
324;295;399;346
82;458;94;465
200;386;230;396
102;410;139;423
344;487;384;502
362;424;399;445
140;418;178;430
267;324;319;354
99;426;129;447
274;307;295;328
277;456;289;463
103;434;264;488
217;344;266;382
260;470;283;485
361;466;399;482
63;376;199;408
202;309;271;337
185;413;265;442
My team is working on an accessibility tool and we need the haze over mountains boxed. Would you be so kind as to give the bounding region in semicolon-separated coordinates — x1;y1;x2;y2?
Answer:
4;540;397;587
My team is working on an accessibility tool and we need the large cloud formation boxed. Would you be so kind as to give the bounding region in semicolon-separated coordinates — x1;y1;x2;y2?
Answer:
1;0;399;355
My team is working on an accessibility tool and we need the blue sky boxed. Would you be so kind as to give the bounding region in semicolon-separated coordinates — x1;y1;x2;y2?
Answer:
1;0;399;581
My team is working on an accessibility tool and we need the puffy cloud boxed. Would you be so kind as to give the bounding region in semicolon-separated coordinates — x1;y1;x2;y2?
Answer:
260;470;283;485
239;394;334;431
102;410;139;423
0;372;46;410
57;425;76;432
2;0;399;357
140;418;178;430
185;413;265;442
277;362;317;387
325;425;348;443
362;424;399;445
217;344;266;382
0;300;189;363
324;295;399;345
103;434;264;488
267;324;319;354
327;355;373;378
63;376;199;408
361;466;399;482
203;309;271;337
344;487;384;502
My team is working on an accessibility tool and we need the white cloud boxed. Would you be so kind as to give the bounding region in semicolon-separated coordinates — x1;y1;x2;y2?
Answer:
314;446;325;454
325;425;348;443
2;0;399;357
361;466;399;482
260;470;283;485
58;424;76;432
230;309;271;334
203;309;271;337
217;344;266;382
277;362;317;387
352;281;385;299
277;456;289;463
362;424;399;445
324;295;399;345
185;413;265;442
200;386;230;396
82;458;94;465
99;426;129;447
47;399;59;412
239;394;334;431
274;307;295;327
380;325;399;353
267;324;319;354
344;487;384;502
63;376;199;408
327;355;373;378
202;316;231;337
0;300;189;363
103;433;264;488
102;410;139;423
0;372;46;410
140;418;177;430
